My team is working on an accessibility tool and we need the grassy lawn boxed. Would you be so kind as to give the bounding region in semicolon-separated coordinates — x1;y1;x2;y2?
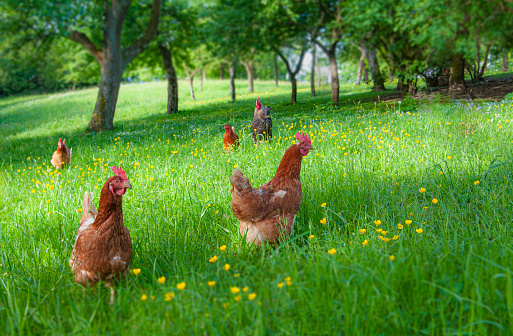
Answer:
1;79;512;335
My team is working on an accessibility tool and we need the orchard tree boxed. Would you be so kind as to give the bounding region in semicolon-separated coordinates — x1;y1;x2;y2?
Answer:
6;0;162;132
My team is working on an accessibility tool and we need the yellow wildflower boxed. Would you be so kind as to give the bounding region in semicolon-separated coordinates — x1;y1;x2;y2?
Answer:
230;287;240;294
390;255;395;262
219;245;227;251
432;198;438;204
209;255;218;263
223;264;230;271
157;276;166;285
374;220;381;226
416;228;423;234
362;240;369;246
320;218;327;225
308;234;315;239
405;220;412;225
140;294;147;301
164;292;175;301
419;187;426;193
208;281;216;287
321;203;327;207
176;282;186;290
359;229;366;234
133;269;141;276
248;293;257;300
328;248;336;255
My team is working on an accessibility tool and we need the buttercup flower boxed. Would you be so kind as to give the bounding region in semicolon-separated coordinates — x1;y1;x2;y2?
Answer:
133;269;141;276
209;255;218;263
164;292;175;301
362;240;369;246
219;245;227;251
320;218;327;224
374;220;381;226
176;282;186;290
158;276;166;285
359;229;366;234
416;228;423;234
328;248;336;255
248;293;257;300
223;264;230;271
208;281;216;287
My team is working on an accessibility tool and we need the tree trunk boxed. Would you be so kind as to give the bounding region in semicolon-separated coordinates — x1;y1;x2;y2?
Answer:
476;42;492;81
189;77;195;100
220;62;225;79
291;76;298;104
327;49;339;106
368;48;385;92
276;47;307;105
317;58;321;87
158;44;178;114
502;52;508;72
229;56;236;102
88;60;123;132
244;58;254;93
273;55;279;87
397;75;404;91
200;68;204;91
356;44;366;85
68;0;162;132
310;45;316;96
363;62;369;82
449;52;465;91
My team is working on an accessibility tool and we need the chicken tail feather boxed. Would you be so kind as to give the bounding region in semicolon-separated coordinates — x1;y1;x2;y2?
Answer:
230;169;251;192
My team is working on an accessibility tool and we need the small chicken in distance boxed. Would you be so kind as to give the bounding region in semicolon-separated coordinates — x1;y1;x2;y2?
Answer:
230;132;313;246
69;166;133;305
223;123;240;152
251;97;272;144
51;138;71;169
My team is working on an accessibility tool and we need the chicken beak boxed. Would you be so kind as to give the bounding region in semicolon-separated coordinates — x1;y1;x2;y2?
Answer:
123;181;133;189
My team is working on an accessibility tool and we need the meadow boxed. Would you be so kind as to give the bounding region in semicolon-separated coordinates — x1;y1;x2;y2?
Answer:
0;79;512;335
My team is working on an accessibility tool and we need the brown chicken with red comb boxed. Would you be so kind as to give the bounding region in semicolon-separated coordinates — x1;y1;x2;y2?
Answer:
51;138;71;169
230;132;313;246
69;166;133;304
223;123;239;152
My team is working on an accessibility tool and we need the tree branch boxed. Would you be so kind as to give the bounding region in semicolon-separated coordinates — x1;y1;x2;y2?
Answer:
68;31;104;65
292;47;307;76
122;0;162;66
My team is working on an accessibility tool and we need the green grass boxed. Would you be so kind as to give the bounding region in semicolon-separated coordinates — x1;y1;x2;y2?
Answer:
1;79;513;335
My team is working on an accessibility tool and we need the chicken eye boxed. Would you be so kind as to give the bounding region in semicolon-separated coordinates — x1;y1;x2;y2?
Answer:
115;180;119;183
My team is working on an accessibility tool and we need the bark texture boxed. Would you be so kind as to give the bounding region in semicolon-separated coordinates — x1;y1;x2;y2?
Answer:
158;44;178;114
310;44;316;96
449;52;466;91
229;56;236;102
368;48;385;92
502;52;509;72
244;57;254;93
356;44;367;85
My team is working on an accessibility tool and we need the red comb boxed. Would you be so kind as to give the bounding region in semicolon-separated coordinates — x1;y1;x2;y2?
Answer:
256;97;260;106
111;166;128;180
295;132;311;145
224;123;229;128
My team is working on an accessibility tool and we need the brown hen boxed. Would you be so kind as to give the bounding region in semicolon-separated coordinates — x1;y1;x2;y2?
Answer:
223;123;239;152
230;132;312;246
51;138;71;169
69;166;133;304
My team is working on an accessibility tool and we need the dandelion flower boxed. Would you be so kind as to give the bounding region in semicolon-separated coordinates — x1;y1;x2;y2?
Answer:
320;218;327;225
208;281;216;287
432;198;438;204
362;240;369;246
209;255;218;263
133;269;141;276
140;294;147;301
219;245;227;251
164;292;175;301
158;276;166;285
248;293;257;300
416;228;423;234
223;264;230;271
176;282;186;290
328;248;336;255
